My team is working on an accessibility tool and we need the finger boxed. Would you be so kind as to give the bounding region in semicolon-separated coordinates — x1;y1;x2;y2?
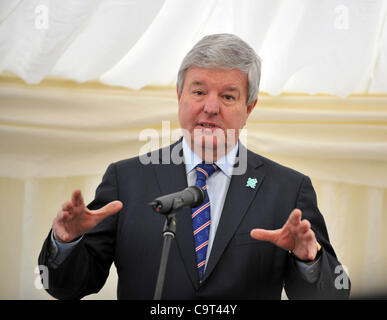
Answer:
72;189;84;207
250;228;279;243
88;200;123;217
60;232;70;243
62;201;73;214
55;210;70;225
291;209;302;225
52;212;70;242
306;230;317;260
54;229;70;243
298;219;311;234
297;230;317;261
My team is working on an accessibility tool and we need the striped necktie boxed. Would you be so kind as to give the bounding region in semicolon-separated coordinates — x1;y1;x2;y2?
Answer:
191;163;217;282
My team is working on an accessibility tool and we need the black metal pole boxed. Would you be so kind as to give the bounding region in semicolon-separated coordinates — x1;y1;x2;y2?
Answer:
153;213;177;300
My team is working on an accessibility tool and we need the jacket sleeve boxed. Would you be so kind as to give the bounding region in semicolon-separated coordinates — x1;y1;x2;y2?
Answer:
284;176;351;299
38;163;119;300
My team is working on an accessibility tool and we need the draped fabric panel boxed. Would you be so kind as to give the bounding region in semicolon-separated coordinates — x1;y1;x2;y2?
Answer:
0;0;387;96
0;78;386;299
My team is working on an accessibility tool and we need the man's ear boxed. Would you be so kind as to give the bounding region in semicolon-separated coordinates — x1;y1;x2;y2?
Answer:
176;87;181;101
247;99;258;115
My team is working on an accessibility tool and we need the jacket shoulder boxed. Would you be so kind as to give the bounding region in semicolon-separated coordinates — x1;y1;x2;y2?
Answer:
110;139;183;172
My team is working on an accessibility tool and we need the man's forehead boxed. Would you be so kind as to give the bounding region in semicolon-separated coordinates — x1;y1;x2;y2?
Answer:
185;67;247;88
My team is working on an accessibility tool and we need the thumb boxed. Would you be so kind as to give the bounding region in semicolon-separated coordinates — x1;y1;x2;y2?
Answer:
89;200;123;217
250;228;279;243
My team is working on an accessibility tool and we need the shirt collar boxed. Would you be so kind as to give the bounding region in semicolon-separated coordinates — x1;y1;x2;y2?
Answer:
182;137;238;178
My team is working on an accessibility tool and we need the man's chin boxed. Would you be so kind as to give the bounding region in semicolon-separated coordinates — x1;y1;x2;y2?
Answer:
191;135;227;161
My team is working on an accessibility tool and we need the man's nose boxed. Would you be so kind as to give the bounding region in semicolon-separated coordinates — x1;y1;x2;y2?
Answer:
203;93;220;115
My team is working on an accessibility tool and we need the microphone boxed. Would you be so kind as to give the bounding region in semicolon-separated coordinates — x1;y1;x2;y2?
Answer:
148;186;206;214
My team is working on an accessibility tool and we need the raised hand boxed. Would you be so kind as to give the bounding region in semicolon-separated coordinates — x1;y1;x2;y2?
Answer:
52;189;123;243
250;209;318;262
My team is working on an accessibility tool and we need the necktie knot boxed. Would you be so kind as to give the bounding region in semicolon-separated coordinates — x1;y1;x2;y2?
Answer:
195;163;217;183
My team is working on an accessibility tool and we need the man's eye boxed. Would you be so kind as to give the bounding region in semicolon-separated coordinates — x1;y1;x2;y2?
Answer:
224;95;235;101
193;90;204;95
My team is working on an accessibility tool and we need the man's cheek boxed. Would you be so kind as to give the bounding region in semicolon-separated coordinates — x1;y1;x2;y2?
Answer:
178;109;190;130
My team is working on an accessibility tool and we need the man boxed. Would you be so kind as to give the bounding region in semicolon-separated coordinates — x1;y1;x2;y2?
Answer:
38;34;350;299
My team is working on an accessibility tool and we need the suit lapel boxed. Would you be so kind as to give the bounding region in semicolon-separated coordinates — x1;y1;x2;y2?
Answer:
152;140;200;289
203;146;265;282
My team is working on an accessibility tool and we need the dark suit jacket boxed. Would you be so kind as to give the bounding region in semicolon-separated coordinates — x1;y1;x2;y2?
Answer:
38;140;350;299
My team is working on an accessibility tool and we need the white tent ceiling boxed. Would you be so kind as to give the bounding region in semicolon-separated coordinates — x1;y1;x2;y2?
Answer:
0;0;387;97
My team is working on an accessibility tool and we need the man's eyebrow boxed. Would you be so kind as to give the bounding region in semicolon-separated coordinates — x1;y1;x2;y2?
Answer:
189;81;240;92
190;80;205;86
222;86;240;92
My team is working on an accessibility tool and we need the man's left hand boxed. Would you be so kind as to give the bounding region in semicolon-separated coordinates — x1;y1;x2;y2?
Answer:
250;209;318;262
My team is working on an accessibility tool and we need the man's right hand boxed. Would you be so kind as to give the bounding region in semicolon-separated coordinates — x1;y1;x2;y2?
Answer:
52;189;123;243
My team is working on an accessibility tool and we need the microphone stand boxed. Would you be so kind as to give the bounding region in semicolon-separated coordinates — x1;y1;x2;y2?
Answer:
153;198;183;300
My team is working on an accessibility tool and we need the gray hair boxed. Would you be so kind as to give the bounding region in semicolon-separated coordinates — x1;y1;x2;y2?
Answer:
177;33;261;106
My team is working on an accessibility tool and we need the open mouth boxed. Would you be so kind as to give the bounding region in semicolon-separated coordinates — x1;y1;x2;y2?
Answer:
197;122;218;128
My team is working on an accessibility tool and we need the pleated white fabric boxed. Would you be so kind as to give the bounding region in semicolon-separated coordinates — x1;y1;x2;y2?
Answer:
0;0;387;96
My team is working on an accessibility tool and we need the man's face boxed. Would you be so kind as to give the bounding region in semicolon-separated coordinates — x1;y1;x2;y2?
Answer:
177;67;256;159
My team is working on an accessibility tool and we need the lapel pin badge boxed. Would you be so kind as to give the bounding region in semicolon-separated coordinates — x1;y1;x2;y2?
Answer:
246;177;258;189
